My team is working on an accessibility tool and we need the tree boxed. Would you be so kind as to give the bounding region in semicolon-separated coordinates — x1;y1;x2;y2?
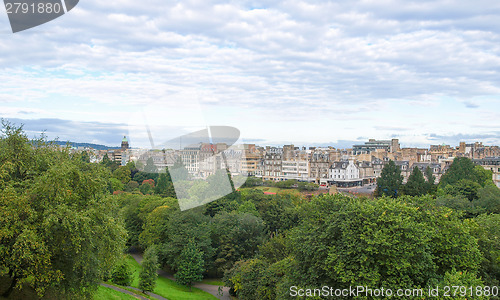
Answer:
210;212;266;276
403;166;427;196
375;160;403;198
175;240;205;290
425;166;437;193
112;261;132;286
140;179;155;195
471;214;500;286
0;122;126;298
474;185;500;214
101;153;119;171
224;258;269;300
169;156;189;181
144;157;158;173
155;209;214;273
439;157;492;188
443;179;482;201
286;194;482;291
113;166;132;184
154;172;175;197
139;246;159;293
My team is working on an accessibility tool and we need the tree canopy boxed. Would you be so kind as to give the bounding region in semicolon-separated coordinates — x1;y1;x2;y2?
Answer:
0;121;126;298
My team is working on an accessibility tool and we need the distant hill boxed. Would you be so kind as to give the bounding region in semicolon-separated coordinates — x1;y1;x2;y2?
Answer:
51;141;120;150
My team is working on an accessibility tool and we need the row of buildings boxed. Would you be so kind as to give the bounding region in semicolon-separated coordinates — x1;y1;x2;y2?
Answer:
77;137;500;189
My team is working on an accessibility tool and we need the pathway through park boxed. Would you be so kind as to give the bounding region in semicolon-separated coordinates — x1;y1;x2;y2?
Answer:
100;283;168;300
131;253;231;300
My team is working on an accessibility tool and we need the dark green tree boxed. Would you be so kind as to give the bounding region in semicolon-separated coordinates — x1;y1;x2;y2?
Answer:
80;151;90;163
474;185;500;214
375;160;403;198
154;172;176;197
139;246;159;293
425;166;437;193
403;166;427;196
210;212;266;276
443;179;482;202
169;156;189;181
439;157;492;188
144;157;158;173
175;240;205;290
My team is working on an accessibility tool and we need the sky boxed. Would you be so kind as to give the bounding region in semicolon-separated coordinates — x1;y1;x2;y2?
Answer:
1;0;500;149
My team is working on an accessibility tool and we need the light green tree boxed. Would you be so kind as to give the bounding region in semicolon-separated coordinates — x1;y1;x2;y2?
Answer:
175;240;205;290
0;121;126;298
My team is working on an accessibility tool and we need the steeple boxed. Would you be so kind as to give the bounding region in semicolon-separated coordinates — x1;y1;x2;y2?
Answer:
121;136;129;150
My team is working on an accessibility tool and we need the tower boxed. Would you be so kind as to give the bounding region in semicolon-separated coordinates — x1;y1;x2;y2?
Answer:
121;136;129;151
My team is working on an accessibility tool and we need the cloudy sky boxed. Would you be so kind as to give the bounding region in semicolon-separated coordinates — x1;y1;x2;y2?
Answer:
1;0;500;148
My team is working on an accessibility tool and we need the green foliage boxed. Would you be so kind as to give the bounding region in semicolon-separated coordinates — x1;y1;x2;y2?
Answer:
203;192;241;217
286;194;481;291
126;180;140;192
139;246;159;293
403;166;428;196
224;258;269;300
154;172;175;197
110;177;125;192
138;197;178;248
275;179;298;189
155;209;214;273
175;240;205;289
169;157;189;181
375;160;403;198
0;122;126;298
442;179;482;201
253;192;300;234
432;270;486;300
210;212;266;276
111;261;132;286
242;176;263;187
297;181;319;191
143;157;158;174
471;214;500;286
113;166;132;184
425;166;436;185
474;185;500;214
101;153;120;172
440;157;493;188
236;200;260;217
258;234;289;264
436;194;473;213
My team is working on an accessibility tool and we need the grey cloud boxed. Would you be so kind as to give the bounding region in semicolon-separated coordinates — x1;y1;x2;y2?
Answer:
0;0;500;119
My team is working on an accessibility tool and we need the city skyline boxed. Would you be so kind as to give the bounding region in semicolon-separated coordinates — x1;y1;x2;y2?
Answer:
1;1;500;148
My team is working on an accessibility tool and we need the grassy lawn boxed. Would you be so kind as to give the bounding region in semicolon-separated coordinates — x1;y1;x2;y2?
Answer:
201;279;225;286
93;285;138;300
124;255;217;300
243;186;281;193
